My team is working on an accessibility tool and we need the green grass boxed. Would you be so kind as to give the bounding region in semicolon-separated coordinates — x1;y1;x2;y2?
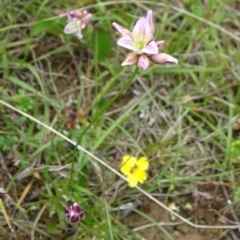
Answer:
0;0;240;239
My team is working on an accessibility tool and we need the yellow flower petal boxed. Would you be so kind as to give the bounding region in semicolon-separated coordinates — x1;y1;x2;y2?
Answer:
120;155;137;175
132;169;147;183
122;155;137;167
136;157;149;170
120;164;132;175
128;182;137;188
127;173;138;187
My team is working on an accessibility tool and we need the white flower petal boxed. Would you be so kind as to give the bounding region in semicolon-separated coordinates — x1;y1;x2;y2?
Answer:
156;40;165;49
132;17;152;42
64;21;78;34
141;41;158;54
117;35;135;51
112;22;131;36
122;53;138;66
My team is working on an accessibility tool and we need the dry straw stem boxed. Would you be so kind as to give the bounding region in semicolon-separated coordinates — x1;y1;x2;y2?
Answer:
0;99;239;230
0;189;13;232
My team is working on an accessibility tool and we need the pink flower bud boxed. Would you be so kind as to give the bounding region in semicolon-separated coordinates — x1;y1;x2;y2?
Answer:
65;202;84;223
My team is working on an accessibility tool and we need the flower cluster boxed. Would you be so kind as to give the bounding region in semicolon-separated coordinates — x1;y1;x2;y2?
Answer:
64;10;92;39
120;155;149;187
112;10;178;70
65;202;84;223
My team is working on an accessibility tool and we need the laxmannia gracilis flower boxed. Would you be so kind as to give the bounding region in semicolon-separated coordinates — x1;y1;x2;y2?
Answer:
113;10;178;70
64;10;92;39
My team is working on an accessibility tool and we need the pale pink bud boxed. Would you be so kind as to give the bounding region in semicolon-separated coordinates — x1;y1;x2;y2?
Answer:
145;10;155;36
150;53;178;64
137;54;150;70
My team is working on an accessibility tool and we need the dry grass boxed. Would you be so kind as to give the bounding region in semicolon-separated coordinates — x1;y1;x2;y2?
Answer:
0;0;240;239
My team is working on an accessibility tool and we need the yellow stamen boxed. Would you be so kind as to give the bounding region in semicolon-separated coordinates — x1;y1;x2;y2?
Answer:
134;31;149;50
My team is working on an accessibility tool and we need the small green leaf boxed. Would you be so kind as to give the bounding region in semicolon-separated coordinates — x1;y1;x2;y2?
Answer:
46;221;60;234
31;20;63;37
227;140;240;159
31;20;53;36
93;29;112;62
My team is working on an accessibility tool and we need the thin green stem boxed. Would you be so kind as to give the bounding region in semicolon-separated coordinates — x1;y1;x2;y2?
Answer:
79;67;139;139
67;67;138;190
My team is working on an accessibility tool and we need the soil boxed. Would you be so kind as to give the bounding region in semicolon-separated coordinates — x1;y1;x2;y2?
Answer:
122;193;239;240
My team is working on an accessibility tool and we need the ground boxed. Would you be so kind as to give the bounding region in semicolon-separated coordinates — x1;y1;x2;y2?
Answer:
0;0;240;239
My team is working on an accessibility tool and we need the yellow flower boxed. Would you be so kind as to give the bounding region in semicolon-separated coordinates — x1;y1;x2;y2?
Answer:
120;155;149;187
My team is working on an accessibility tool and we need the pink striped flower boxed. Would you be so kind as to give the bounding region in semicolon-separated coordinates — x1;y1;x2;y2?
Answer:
113;10;178;70
64;10;92;39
